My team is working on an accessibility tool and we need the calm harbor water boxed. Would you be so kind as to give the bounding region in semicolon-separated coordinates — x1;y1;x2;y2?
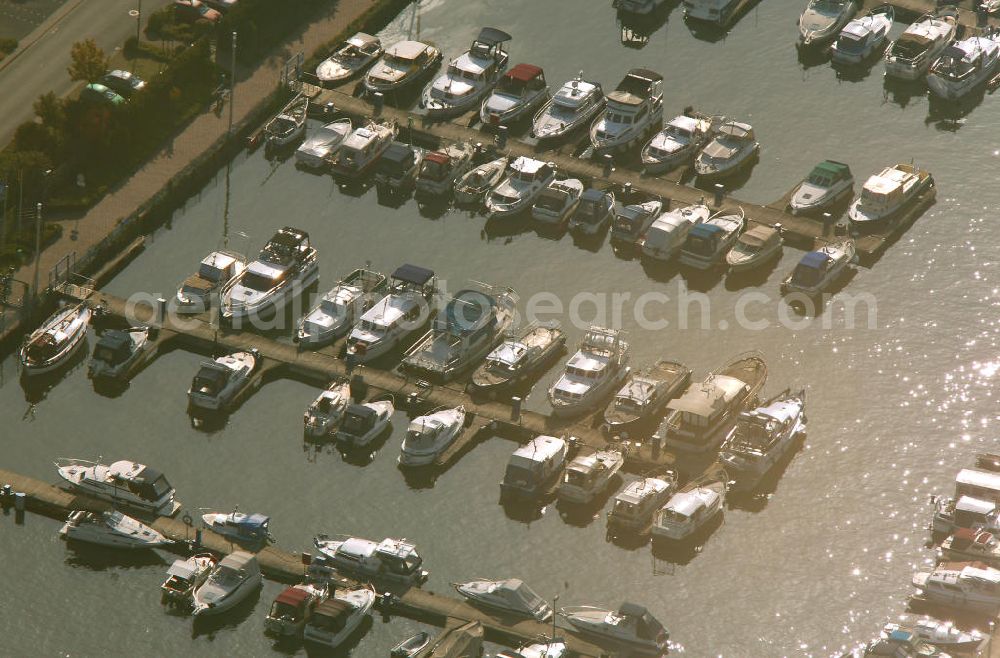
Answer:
3;1;1000;656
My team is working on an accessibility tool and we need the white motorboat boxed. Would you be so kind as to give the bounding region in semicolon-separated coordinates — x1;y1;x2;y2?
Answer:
304;380;352;440
725;224;782;273
59;510;170;549
264;94;309;148
831;5;894;66
532;73;605;142
192;551;263;617
87;327;151;381
720;389;807;492
912;561;1000;613
798;0;858;47
295;118;352;169
175;250;246;314
375;141;424;193
932;495;1000;535
453;578;552;621
679;206;745;270
221;227;319;322
402;283;518;382
641;113;717;174
927;32;1000;101
302;586;376;648
694;121;759;181
297;267;388;348
398;405;466;466
55;458;180;516
311;534;428;584
265;582;329;638
684;0;744;26
882;620;986;653
201;510;272;545
498;639;567;658
781;239;855;297
885;11;958;81
939;528;1000;566
860;629;948;657
610;199;662;247
20;303;91;375
604;359;691;430
848;163;931;229
422;27;511;118
607;475;677;534
789;160;854;215
651;475;726;541
531;178;583;226
187;350;256;411
499;434;569;500
315;32;383;85
568;188;615;236
638;203;710;262
364;40;442;95
330;120;397;180
481;63;549;126
559;603;669;655
415;142;475;199
549;326;630;418
590;68;664;155
470;324;565;394
557;449;624;505
345;264;437;363
655;353;768;453
485;156;557;218
161;553;216;606
336;400;394;448
454;155;508;205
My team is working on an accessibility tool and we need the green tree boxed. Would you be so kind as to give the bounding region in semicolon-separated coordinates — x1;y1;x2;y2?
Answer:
67;39;109;83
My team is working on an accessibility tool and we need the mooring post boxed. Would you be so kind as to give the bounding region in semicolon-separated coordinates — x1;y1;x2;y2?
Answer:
510;396;522;422
713;183;724;207
14;492;25;524
603;153;613;177
623;181;632;202
194;528;202;548
372;92;384;115
822;212;833;237
496;125;508;150
156;297;167;326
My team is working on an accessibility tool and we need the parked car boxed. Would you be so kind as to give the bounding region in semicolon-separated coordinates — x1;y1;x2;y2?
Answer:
101;70;146;100
81;83;126;107
174;0;222;23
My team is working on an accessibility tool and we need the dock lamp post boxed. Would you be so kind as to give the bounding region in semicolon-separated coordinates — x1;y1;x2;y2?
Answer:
31;169;53;309
551;594;559;641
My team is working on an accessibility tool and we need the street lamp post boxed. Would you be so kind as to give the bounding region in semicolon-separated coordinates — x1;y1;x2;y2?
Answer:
136;0;142;45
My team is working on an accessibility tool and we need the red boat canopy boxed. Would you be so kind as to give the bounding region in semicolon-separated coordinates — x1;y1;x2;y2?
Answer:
424;151;451;166
275;586;311;609
505;63;543;82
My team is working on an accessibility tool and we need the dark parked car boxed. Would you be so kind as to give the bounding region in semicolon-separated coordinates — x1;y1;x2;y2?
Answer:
101;70;146;100
81;83;126;107
174;0;222;23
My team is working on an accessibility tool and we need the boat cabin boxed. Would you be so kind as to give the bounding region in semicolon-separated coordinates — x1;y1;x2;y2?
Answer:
706;122;754;160
614;602;668;645
390;263;436;296
657;490;716;533
613;203;657;239
836;20;879;56
386;40;434;68
727;408;785;457
501;435;567;497
950;496;1000;529
933;42;986;80
468;26;511;66
307;598;354;635
269;586;317;626
341;32;381;59
789;250;834;289
340;404;380;438
261;227;311;267
610;478;671;525
494;63;545;98
648;115;703;157
338;126;385;170
682;223;726;258
563;451;618;491
418;151;453;182
183;251;242;296
807;160;852;189
377;142;418;181
956;469;1000;504
190;363;231;398
484;341;530;376
607;68;663;113
320;536;425;579
858;168;912;213
208;513;270;542
662;375;749;447
575;189;611;226
612;377;662;416
91;330;137;368
510;157;555;185
100;461;173;503
944;528;1000;558
731;225;780;259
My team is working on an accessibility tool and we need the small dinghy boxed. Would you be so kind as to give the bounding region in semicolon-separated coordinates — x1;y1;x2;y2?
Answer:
641;113;717;174
398;405;466;467
604;359;691;431
559;602;669;655
532;72;605;142
297;267;388;348
364;40;442;95
295;118;352;169
201;509;273;545
557;449;624;505
470;324;565;394
568;188;615;235
610;199;662;247
161;553;216;607
60;510;170;549
264;94;308;148
315;32;383;85
781;239;855;297
885;10;958;81
192;551;263;617
87;326;151;381
336;400;394;448
302;585;376;648
481;63;549;126
679;207;745;270
20;303;91;375
789;160;854;215
531;178;583;226
607;475;677;534
392;632;432;657
453;578;552;621
422;27;511;119
175;250;247;314
848;163;931;230
725;224;782;273
265;582;329;638
651;472;727;541
415;142;476;200
454;155;508;205
303;380;352;440
798;0;858;48
831;4;894;66
187;350;257;411
882;620;986;653
486;157;557;219
638;203;710;262
694;121;759;181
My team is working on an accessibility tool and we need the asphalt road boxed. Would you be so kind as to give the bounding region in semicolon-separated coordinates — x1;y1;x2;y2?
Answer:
0;0;174;146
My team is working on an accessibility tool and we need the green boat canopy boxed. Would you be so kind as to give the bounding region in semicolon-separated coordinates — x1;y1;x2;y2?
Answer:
809;160;852;182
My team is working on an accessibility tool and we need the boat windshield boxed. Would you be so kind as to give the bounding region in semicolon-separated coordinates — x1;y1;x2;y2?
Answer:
659;509;690;524
730;241;760;257
192;366;228;396
684;233;717;256
210;566;243;588
791;263;823;287
616;397;644;413
564;468;593;488
198;262;224;282
240;271;279;293
419;159;447;181
359;320;387;335
93;345;122;365
503;464;537;488
836;33;866;53
269;601;303;622
611;499;638;517
342;413;372;435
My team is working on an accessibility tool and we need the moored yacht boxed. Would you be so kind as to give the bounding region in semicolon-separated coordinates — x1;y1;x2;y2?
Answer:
415;142;475;200
610;198;662;247
780;239;856;297
187;351;257;411
401;283;518;382
651;472;727;541
932;495;1000;535
364;40;442;95
927;32;1000;101
192;551;263;617
638;203;710;262
175;250;246;314
398;406;466;466
297;267;388;348
265;582;329;638
336;400;394;448
831;5;894;66
454;578;552;621
532;73;605;142
315;32;383;85
20;303;91;375
374;142;424;194
481;63;549;126
221;227;319;322
912;561;1000;613
422;27;511;118
499;435;569;500
311;534;428;584
789;160;854;215
557;449;624;505
603;359;691;431
295;118;352;169
87;327;151;381
693;121;759;181
798;0;858;47
531;178;584;226
161;553;216;607
607;475;677;534
939;528;1000;567
882;620;986;653
589;68;664;155
559;602;669;655
264;94;308;148
55;458;180;516
60;510;170;549
303;380;352;440
655;352;768;453
346;264;437;363
568;188;615;236
884;11;958;81
454;155;509;205
330;120;397;180
678;207;745;270
470;324;565;394
485;156;557;218
548;327;630;417
720;389;807;492
302;586;376;648
848;163;931;229
201;509;272;545
725;225;783;273
641;113;717;174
